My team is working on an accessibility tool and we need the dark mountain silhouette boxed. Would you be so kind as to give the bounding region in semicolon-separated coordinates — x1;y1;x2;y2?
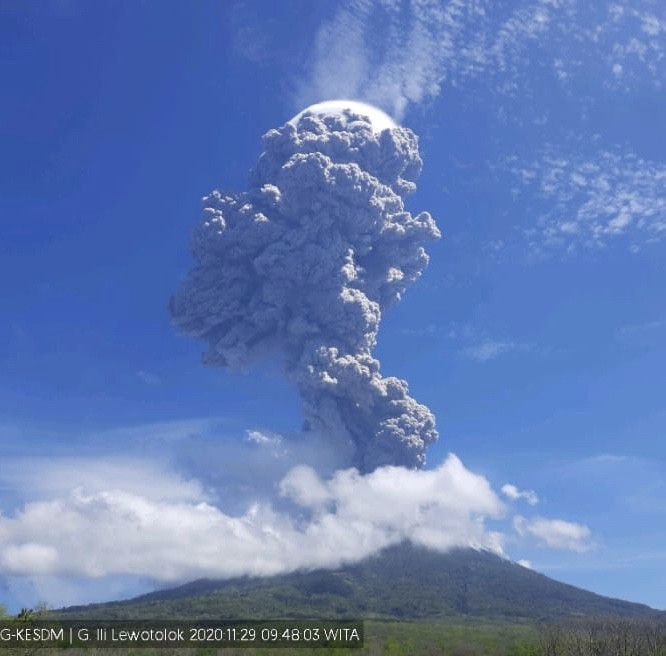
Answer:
56;543;664;622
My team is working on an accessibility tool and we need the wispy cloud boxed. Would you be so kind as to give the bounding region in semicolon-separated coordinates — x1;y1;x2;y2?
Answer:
505;147;666;254
245;428;282;447
92;417;229;446
0;457;207;504
296;0;565;120
514;515;593;552
400;322;438;337
136;370;161;385
584;4;666;90
462;339;522;363
574;453;630;467
445;322;532;363
297;0;482;119
295;1;666;120
616;319;666;339
502;483;539;506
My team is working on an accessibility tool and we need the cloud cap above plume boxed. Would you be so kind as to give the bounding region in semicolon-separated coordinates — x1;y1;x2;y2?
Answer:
289;100;398;134
170;103;441;472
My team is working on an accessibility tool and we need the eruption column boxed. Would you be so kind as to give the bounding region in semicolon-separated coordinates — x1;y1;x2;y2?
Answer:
170;104;441;472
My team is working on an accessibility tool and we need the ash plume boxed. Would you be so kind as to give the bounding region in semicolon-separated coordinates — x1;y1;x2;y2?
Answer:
170;107;441;472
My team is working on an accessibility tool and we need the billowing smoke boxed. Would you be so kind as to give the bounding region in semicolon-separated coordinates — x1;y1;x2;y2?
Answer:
170;105;441;472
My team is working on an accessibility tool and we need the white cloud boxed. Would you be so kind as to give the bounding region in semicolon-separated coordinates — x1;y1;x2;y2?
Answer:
446;324;533;363
513;515;593;552
0;440;602;608
516;558;533;569
295;1;666;121
296;0;563;120
297;0;475;119
505;147;666;253
603;6;666;88
501;483;539;506
462;340;519;362
0;454;506;584
245;428;282;447
540;3;666;91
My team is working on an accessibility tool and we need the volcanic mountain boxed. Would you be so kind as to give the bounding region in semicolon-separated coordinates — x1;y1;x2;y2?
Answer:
56;543;664;622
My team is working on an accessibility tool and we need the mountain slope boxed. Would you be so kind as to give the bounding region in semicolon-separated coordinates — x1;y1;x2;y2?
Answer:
56;543;664;622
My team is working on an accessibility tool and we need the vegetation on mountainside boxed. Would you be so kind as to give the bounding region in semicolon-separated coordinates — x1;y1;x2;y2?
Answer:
53;544;662;623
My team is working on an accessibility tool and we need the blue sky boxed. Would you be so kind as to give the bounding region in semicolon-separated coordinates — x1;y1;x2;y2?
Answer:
1;0;665;613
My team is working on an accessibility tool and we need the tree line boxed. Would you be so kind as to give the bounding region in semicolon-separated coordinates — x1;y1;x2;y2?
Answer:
533;618;666;656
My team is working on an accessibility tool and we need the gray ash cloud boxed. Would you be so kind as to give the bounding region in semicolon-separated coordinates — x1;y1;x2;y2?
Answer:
170;108;440;472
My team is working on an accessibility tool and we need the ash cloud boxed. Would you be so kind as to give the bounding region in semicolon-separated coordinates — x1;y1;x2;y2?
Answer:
170;108;441;472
